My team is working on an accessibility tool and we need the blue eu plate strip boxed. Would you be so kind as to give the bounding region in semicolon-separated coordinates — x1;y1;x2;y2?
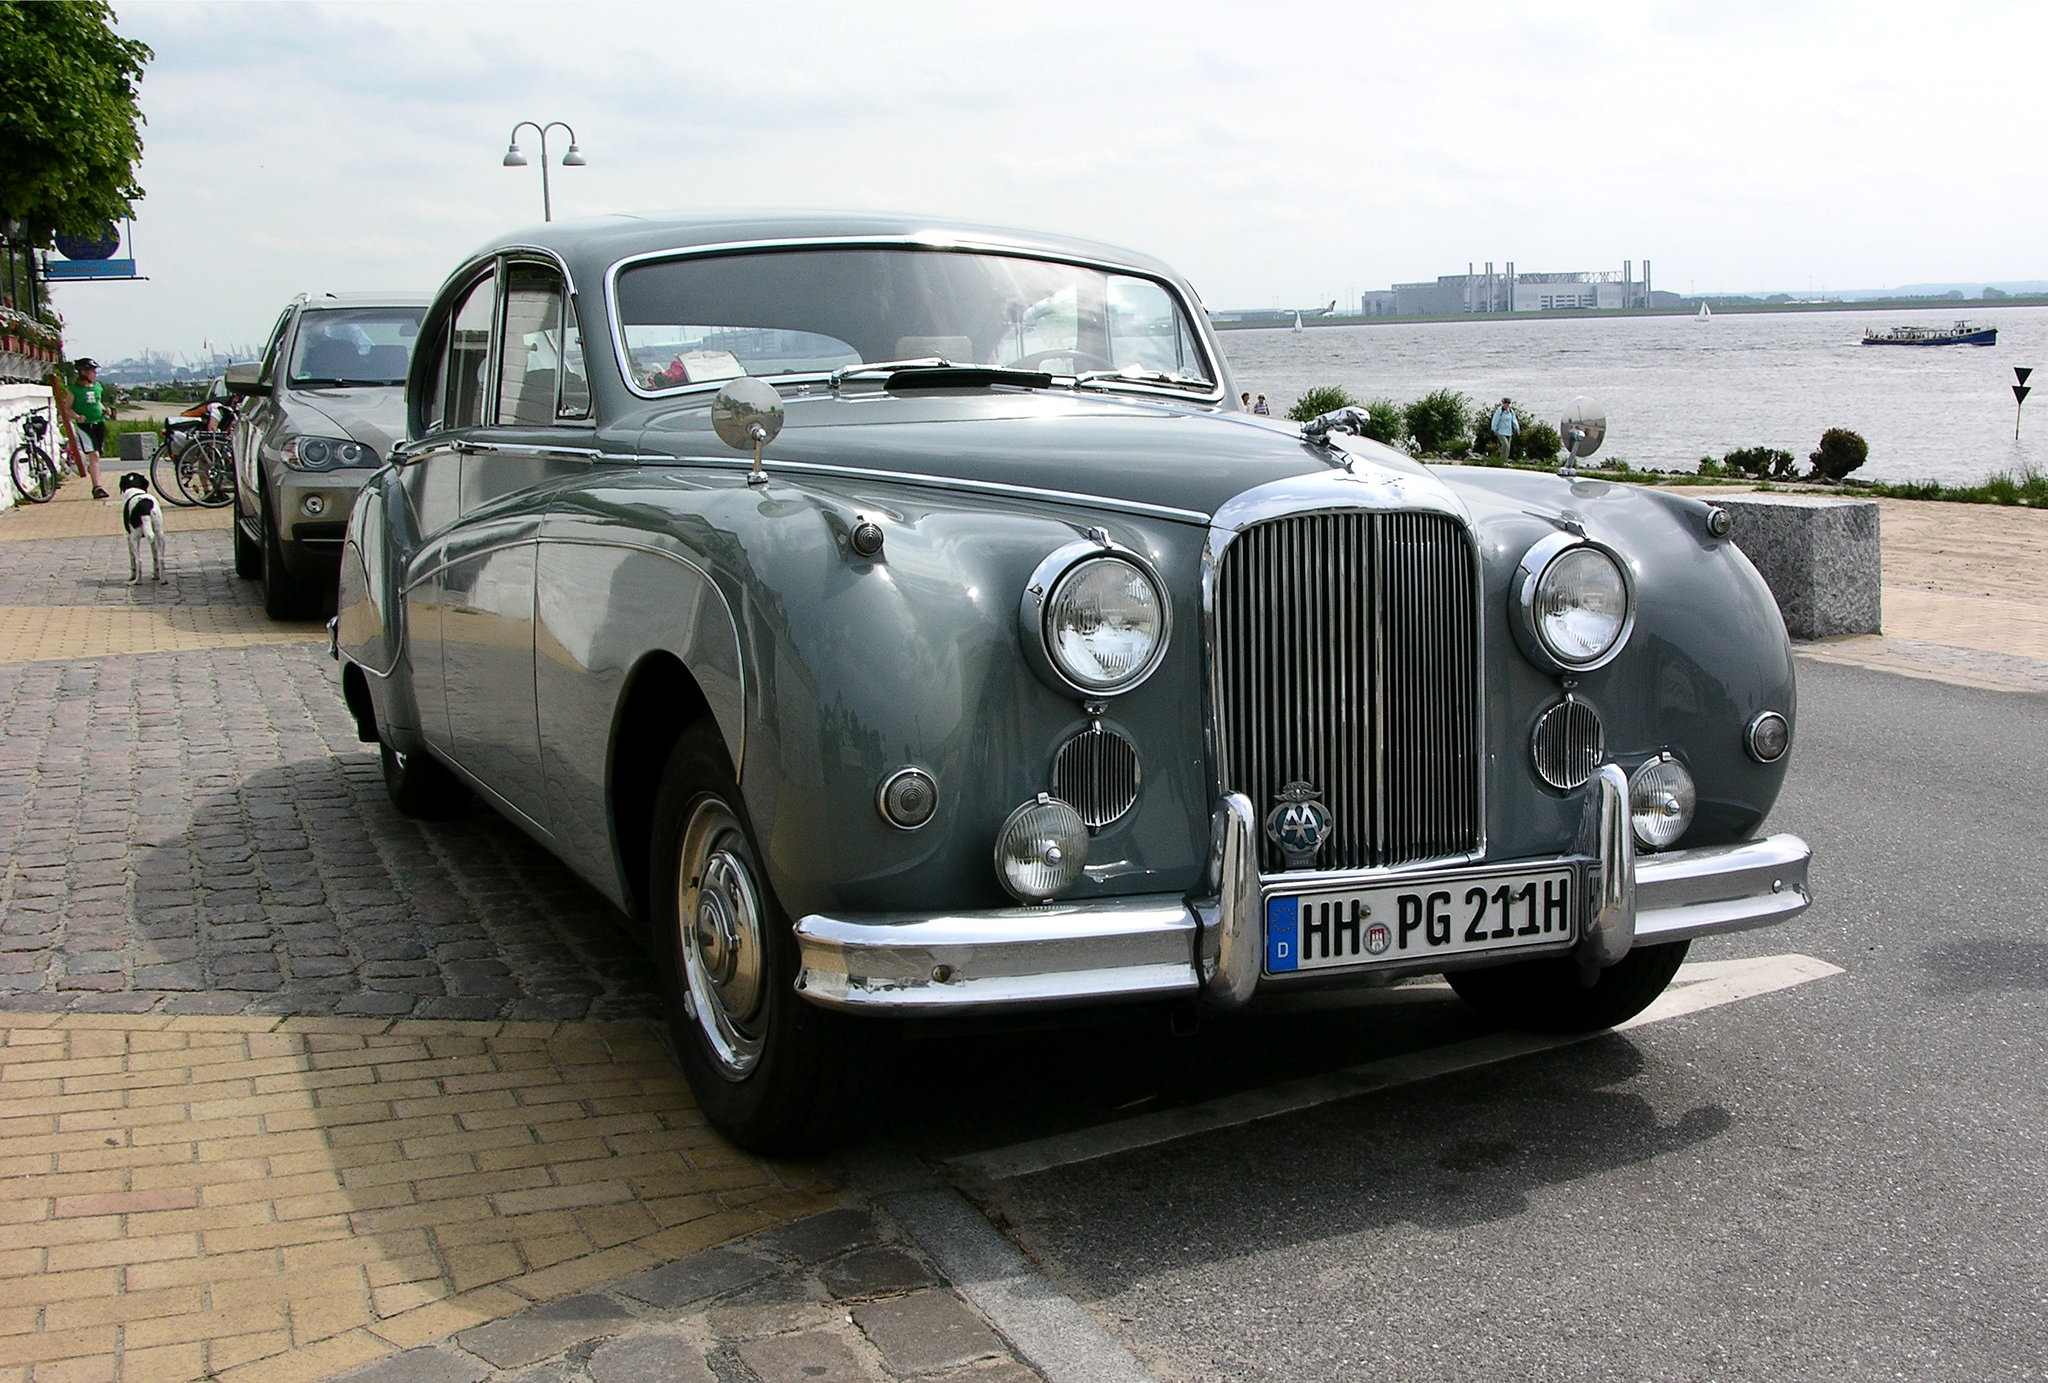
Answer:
1266;896;1299;972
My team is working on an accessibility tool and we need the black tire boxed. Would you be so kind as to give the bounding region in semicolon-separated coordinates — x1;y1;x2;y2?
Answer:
232;511;262;579
152;442;197;506
650;721;873;1154
1447;939;1690;1034
10;442;58;503
259;486;321;619
379;741;469;818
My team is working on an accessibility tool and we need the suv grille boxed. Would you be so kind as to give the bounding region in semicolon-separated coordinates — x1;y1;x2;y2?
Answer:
1214;510;1482;873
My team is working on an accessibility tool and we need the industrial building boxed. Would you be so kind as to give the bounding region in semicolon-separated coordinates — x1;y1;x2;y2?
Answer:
1363;261;1656;316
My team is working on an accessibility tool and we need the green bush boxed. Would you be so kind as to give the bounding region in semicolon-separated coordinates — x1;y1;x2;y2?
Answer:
1808;428;1868;482
1405;388;1469;457
1285;385;1357;422
1696;456;1725;478
1723;446;1797;480
1361;398;1404;446
1519;419;1562;465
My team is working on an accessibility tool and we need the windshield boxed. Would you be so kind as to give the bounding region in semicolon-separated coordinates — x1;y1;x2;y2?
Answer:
288;307;425;387
614;247;1214;393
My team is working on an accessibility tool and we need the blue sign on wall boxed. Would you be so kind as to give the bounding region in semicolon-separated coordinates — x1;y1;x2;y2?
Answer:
45;258;138;281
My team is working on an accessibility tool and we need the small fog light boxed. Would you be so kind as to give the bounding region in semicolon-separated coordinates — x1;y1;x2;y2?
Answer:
994;793;1088;902
1629;753;1697;850
876;767;938;831
302;494;326;517
1747;710;1790;763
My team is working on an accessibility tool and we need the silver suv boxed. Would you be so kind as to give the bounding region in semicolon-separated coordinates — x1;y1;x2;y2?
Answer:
226;292;429;618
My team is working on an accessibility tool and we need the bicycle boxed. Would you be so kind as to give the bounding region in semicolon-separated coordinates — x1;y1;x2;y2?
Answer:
8;411;60;504
175;434;235;508
149;418;235;508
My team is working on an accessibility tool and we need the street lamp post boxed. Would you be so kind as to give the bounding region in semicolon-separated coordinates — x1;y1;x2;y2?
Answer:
502;121;586;222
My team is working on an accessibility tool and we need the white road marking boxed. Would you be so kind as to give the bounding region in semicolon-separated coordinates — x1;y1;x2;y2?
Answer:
951;952;1844;1182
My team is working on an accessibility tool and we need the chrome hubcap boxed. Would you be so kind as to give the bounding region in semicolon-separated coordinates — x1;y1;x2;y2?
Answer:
675;799;767;1079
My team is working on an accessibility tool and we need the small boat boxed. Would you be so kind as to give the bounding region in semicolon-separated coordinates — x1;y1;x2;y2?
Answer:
1291;311;1304;333
1862;320;1997;347
1696;302;1711;321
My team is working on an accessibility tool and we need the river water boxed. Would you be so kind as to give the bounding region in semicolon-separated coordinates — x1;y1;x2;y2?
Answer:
1217;304;2047;486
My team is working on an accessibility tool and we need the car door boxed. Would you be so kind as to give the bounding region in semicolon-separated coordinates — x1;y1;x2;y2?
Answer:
396;269;493;757
433;260;600;831
235;307;293;530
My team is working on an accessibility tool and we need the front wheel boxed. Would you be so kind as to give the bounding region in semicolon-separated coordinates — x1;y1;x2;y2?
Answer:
379;740;469;818
260;487;321;619
1447;939;1689;1034
650;722;872;1154
232;512;262;579
152;441;197;506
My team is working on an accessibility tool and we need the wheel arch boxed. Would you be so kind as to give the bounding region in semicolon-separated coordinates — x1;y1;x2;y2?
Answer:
608;650;717;927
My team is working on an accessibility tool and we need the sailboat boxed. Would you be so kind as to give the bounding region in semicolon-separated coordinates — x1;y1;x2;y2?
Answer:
1291;311;1304;333
1696;302;1712;322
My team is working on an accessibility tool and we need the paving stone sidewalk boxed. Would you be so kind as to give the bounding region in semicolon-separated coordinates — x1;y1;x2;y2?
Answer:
0;460;1052;1382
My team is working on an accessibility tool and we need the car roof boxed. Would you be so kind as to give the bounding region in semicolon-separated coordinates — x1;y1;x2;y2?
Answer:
460;212;1193;290
296;292;433;310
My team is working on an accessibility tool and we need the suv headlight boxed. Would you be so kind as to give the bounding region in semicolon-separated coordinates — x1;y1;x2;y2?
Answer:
1512;533;1635;673
282;436;374;471
1020;541;1170;697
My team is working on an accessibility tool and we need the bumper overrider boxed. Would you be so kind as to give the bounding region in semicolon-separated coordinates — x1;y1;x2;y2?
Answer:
792;766;1811;1013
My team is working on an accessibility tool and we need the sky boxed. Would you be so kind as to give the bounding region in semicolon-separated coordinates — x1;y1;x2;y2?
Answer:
50;0;2048;363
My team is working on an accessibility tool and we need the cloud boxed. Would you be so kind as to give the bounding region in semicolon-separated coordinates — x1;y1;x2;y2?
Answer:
52;0;2048;361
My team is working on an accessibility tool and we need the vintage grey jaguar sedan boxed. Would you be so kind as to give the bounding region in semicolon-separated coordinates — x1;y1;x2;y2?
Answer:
333;214;1811;1152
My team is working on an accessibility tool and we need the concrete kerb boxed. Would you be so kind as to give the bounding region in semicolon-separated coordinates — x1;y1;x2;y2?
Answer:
845;1144;1158;1383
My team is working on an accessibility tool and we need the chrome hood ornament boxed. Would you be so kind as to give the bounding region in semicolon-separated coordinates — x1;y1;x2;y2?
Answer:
1265;781;1333;871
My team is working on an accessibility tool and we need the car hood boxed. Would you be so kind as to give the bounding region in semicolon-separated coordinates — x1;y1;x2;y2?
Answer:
282;386;405;458
628;391;1423;520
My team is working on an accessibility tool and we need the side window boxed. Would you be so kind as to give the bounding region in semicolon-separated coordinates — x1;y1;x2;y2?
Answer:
257;310;292;386
560;311;591;418
445;272;496;430
495;266;566;427
419;318;448;434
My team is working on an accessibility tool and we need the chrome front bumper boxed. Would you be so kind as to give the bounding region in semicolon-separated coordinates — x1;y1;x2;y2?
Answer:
793;775;1812;1014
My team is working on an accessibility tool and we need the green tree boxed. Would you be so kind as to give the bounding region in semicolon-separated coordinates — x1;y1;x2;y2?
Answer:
1808;428;1868;482
0;2;152;243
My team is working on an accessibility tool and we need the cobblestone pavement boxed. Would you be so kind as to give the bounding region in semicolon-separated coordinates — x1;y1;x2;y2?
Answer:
0;487;1048;1381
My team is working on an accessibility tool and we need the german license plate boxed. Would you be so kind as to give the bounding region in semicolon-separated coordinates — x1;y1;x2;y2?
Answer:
1265;865;1577;975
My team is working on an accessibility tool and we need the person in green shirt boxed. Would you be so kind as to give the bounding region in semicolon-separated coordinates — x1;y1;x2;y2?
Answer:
59;358;112;498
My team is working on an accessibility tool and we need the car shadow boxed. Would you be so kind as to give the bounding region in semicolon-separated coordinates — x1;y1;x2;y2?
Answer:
965;1035;1733;1295
124;755;661;1022
1918;938;2048;994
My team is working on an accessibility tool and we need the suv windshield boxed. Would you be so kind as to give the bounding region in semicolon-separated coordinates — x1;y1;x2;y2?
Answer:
288;307;425;388
615;247;1213;393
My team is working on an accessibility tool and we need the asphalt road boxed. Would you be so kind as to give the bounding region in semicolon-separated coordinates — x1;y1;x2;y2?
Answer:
881;657;2048;1381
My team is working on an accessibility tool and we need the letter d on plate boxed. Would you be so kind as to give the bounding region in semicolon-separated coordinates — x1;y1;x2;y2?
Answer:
1267;897;1299;972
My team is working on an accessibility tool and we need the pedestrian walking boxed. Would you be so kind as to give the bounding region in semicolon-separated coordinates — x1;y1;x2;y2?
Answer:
1240;392;1252;411
1489;397;1518;462
1252;394;1271;415
58;358;112;498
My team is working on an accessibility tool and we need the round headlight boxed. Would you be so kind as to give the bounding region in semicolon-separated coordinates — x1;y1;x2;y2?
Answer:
994;794;1088;902
1028;548;1169;696
1747;711;1790;763
298;437;331;469
1629;753;1696;849
1515;535;1634;672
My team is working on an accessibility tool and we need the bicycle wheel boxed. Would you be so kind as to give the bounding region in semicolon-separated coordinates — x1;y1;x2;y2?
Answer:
10;442;58;504
152;438;197;506
176;438;235;508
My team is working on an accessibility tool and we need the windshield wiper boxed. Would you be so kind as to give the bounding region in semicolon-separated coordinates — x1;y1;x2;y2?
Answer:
291;378;400;390
1072;368;1213;394
828;358;1054;394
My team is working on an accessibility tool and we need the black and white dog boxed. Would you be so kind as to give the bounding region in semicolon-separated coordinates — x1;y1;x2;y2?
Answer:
119;472;167;584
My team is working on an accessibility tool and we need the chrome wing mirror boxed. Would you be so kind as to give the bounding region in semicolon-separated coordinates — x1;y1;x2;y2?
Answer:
1559;396;1606;479
711;376;785;487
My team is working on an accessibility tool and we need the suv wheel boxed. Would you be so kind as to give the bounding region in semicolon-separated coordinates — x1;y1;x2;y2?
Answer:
259;486;320;620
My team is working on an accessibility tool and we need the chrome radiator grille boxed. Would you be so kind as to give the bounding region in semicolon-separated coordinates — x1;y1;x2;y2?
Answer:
1214;510;1482;873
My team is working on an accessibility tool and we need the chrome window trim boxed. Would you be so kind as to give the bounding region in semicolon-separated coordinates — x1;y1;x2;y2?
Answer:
1201;477;1490;869
1511;530;1638;674
494;253;593;427
601;235;1225;406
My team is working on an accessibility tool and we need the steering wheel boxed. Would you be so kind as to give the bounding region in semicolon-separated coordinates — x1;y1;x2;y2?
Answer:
1007;348;1116;374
